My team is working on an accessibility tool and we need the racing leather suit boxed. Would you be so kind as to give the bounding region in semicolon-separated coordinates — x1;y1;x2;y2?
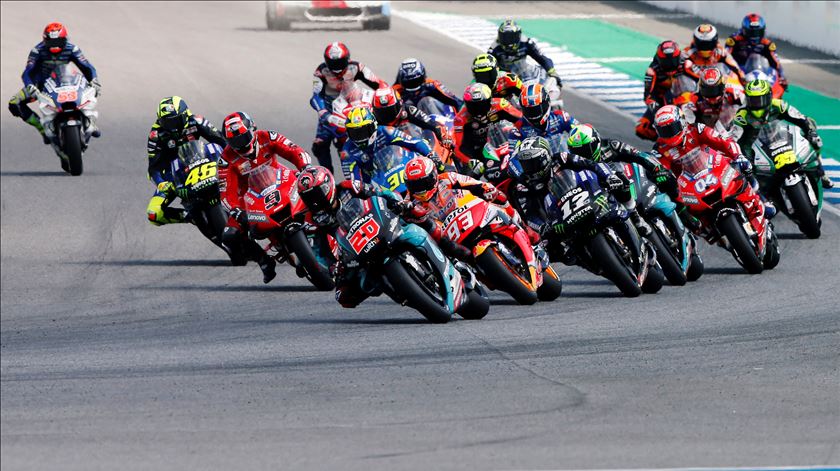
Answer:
725;34;785;85
340;125;433;185
683;45;746;84
8;40;98;133
393;78;462;110
636;55;689;140
146;114;226;225
377;103;449;147
683;86;743;129
473;72;523;103
453;98;523;164
487;38;562;87
519;109;578;155
310;60;386;172
653;122;743;172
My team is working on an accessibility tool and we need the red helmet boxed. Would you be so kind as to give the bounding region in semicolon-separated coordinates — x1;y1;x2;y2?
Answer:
43;22;68;54
223;111;257;158
699;67;725;104
654;105;687;146
324;42;350;74
297;166;337;213
405;156;439;202
372;86;402;126
655;40;682;75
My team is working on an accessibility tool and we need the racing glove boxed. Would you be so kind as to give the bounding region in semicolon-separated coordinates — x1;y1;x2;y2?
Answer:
466;159;485;176
606;173;627;192
779;76;789;90
24;84;38;98
91;78;102;97
317;109;331;126
427;152;446;172
646;100;660;115
229;207;248;227
547;68;563;89
807;131;823;150
435;124;454;149
157;181;176;196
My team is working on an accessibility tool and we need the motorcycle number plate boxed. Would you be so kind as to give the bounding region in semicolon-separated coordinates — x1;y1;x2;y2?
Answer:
348;217;381;254
56;90;78;103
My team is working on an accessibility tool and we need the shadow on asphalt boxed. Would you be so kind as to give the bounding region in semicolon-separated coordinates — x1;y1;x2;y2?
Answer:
229;317;430;326
235;25;363;33
560;291;623;298
778;232;808;240
703;266;751;275
0;171;67;177
135;284;318;292
560;279;613;286
72;259;231;267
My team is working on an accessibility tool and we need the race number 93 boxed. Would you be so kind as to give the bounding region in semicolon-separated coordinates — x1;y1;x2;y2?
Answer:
184;162;217;186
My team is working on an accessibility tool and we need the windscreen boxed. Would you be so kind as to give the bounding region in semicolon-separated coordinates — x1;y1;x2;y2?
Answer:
547;168;579;199
744;54;771;74
337;197;367;230
678;147;711;177
177;141;206;167
247;164;279;194
757;120;791;146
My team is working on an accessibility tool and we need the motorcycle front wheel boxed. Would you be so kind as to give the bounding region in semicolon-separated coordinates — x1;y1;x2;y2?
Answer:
589;232;641;297
62;125;83;176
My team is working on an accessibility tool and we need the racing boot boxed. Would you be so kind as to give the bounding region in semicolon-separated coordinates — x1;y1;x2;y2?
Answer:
25;115;50;145
439;237;472;262
259;257;277;284
822;175;835;189
89;120;101;138
629;209;652;237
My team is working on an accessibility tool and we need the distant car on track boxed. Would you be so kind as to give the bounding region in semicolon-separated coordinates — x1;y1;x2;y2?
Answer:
265;1;391;31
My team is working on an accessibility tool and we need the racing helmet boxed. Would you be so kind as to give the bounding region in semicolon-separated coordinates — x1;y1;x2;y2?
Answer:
297;166;337;213
655;40;682;74
693;24;719;58
324;42;350;74
372;86;402;126
566;124;603;161
471;53;499;88
653;105;687;146
396;58;427;92
463;83;493;117
345;107;378;148
497;20;522;51
405;156;439;202
520;83;551;127
742;13;766;43
744;79;773;118
157;96;191;132
223;111;257;158
515;136;553;187
43;22;68;54
699;67;725;104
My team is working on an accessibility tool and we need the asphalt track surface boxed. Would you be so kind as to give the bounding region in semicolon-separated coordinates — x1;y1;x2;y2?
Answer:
1;3;838;470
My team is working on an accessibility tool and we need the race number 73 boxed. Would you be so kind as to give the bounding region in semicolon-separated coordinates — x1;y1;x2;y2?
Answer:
184;162;217;186
349;219;381;253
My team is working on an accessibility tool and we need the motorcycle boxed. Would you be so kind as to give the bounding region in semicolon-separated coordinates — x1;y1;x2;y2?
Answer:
545;168;663;297
463;122;521;195
675;147;780;273
335;196;490;322
750;120;824;238
436;184;562;304
507;60;564;111
613;161;704;285
742;53;785;98
33;64;98;175
169;141;235;260
243;159;334;290
369;144;412;194
323;82;376;151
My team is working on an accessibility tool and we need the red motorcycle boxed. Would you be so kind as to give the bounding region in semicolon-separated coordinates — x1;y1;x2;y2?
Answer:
435;185;562;305
243;158;334;290
675;147;780;274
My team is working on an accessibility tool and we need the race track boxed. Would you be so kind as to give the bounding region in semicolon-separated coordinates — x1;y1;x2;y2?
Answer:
1;2;838;470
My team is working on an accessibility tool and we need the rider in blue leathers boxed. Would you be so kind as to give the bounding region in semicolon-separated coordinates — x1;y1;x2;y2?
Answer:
517;83;577;154
339;107;438;185
487;20;563;88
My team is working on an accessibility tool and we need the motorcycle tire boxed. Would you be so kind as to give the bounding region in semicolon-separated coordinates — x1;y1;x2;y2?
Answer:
476;246;538;305
686;253;704;282
285;229;334;291
589;232;641;297
536;265;563;301
641;264;665;294
763;225;781;270
384;258;452;323
649;222;687;286
786;180;820;239
459;284;490;320
62;126;83;176
717;212;763;274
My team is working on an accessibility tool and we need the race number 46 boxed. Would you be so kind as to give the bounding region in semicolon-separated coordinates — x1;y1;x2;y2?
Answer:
184;162;217;186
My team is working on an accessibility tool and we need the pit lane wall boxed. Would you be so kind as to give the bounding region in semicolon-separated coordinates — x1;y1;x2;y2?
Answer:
641;1;840;57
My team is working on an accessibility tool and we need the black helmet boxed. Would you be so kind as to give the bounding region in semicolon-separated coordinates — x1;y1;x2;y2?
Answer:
515;136;552;187
464;83;493;117
498;20;522;51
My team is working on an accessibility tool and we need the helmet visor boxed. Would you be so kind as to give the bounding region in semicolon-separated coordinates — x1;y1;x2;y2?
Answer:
695;37;717;51
465;99;491;117
300;182;334;213
655;120;684;139
401;75;424;92
569;140;600;161
473;69;497;87
160;113;187;132
373;103;400;125
347;122;375;146
228;130;254;154
744;26;765;39
745;92;771;111
406;172;437;198
326;56;349;73
45;37;67;52
499;30;520;46
522;101;549;124
700;80;725;99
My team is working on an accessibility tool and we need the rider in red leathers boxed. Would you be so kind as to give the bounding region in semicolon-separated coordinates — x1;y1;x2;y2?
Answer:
683;24;746;85
636;40;689;140
219;111;314;283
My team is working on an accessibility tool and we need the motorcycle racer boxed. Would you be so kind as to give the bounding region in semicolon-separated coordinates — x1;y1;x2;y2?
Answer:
393;58;462;110
725;13;786;90
146;96;227;226
453;83;523;165
518;83;577;154
339;107;440;185
219;111;314;283
371;86;452;149
8;22;101;144
636;40;689;140
471;53;523;103
683;67;744;129
310;41;386;173
732;79;832;188
487;20;563;89
683;24;746;85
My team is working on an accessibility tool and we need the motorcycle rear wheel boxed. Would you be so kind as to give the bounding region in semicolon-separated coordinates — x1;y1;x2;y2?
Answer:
785;179;820;239
62;126;83;176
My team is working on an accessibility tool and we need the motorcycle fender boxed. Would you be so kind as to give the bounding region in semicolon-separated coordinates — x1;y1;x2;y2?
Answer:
283;221;303;237
782;173;803;187
473;239;494;258
62;119;81;127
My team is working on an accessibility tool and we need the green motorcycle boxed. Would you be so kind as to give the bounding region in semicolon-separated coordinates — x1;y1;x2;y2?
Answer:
752;121;823;238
